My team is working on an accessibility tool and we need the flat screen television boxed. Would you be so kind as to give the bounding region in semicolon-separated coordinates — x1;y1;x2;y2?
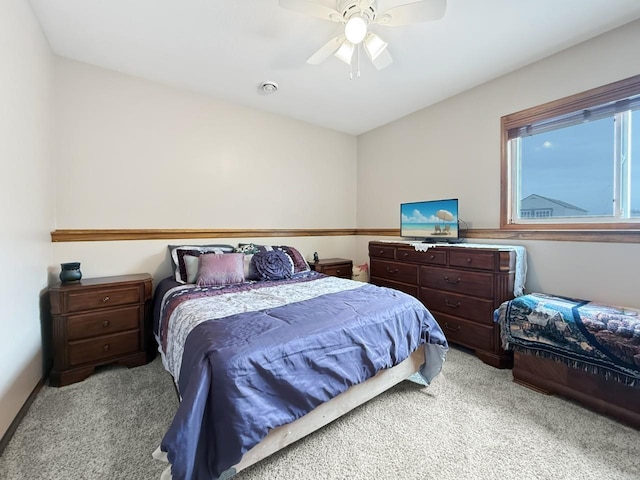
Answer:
400;198;460;243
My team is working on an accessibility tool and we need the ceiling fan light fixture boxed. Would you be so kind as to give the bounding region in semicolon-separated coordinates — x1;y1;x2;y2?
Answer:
344;16;367;44
363;32;387;61
334;41;355;64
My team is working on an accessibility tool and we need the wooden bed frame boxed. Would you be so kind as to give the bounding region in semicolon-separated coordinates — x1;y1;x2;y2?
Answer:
155;348;426;479
512;351;640;429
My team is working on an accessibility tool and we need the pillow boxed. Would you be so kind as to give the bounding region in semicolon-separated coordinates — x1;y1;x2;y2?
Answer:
279;245;310;274
183;254;200;284
196;253;245;287
242;254;260;281
251;250;294;281
239;244;310;275
168;244;235;283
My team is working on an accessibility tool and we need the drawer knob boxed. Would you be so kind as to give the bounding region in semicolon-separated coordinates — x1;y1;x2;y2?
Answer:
102;320;110;327
378;250;384;254
336;269;341;274
445;299;461;309
102;296;110;303
386;266;399;274
466;257;472;263
402;252;409;257
103;344;111;351
429;255;435;259
443;275;461;284
444;322;461;332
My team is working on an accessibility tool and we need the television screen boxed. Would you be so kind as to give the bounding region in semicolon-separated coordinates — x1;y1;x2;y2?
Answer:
400;198;459;242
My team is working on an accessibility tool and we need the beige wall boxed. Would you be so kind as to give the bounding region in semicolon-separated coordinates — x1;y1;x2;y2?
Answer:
356;20;640;308
0;0;54;439
51;58;358;283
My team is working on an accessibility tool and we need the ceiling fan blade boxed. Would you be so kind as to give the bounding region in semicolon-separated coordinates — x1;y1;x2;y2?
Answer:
371;48;393;70
375;0;447;26
279;0;342;22
307;35;345;64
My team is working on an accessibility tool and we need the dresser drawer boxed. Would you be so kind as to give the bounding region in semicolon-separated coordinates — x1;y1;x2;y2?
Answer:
421;266;493;298
66;286;141;313
433;313;494;351
396;248;446;265
371;260;418;285
68;331;140;366
67;306;141;341
419;287;495;325
449;250;495;271
370;277;419;298
368;244;396;260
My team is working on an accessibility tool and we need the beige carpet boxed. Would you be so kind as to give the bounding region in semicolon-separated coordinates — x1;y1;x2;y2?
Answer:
1;347;638;480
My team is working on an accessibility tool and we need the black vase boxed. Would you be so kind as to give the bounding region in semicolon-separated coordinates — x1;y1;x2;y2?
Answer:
60;262;82;283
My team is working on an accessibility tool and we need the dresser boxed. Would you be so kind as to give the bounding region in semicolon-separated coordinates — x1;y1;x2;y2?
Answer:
309;258;353;279
49;273;153;386
369;241;521;368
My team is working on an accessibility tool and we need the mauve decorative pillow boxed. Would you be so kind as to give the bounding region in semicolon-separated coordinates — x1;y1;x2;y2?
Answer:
168;244;235;283
196;253;245;287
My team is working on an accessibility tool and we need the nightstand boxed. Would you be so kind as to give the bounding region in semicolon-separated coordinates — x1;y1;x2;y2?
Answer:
309;258;353;279
49;273;153;387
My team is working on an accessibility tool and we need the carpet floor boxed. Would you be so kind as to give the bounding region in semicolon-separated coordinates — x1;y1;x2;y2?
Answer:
1;347;638;480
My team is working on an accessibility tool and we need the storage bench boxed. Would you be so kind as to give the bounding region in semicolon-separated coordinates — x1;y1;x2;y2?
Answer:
495;293;640;428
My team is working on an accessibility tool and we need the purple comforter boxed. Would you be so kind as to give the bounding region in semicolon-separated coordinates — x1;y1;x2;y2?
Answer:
154;273;447;480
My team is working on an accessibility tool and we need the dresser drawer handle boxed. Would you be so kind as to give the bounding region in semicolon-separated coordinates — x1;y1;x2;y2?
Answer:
443;275;461;284
466;257;472;263
102;320;110;327
402;252;409;257
378;250;384;254
336;269;341;274
444;299;461;309
386;267;399;274
444;322;460;332
429;255;435;260
103;344;111;352
102;296;110;303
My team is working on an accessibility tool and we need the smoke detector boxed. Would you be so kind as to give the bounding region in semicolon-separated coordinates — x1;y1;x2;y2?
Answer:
259;81;278;94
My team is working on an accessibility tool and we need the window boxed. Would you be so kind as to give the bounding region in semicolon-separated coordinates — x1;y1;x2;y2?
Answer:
501;74;640;231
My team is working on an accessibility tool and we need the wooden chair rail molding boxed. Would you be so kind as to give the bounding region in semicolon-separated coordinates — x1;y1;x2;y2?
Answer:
51;228;640;243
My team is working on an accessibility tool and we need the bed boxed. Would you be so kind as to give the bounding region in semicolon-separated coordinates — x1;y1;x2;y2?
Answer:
495;293;640;428
151;244;448;480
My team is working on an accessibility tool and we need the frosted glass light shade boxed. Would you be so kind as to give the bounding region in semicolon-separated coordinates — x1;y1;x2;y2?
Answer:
364;33;388;61
344;16;367;44
334;41;355;64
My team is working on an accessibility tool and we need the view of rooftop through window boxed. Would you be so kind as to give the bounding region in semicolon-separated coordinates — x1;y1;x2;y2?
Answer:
515;108;639;220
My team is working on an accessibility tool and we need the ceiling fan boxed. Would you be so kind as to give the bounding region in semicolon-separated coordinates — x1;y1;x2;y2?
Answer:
279;0;447;75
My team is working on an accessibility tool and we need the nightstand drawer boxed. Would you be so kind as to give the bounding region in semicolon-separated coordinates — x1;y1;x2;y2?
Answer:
68;331;140;366
67;306;141;341
66;286;141;313
319;264;351;278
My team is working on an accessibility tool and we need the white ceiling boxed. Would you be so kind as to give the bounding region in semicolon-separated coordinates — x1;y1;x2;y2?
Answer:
28;0;640;135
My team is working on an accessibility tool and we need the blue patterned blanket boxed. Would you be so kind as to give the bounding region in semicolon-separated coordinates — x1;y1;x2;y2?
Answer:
495;293;640;387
